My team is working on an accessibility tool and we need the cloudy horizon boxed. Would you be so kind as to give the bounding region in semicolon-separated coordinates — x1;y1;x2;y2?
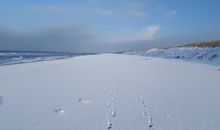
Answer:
0;0;220;52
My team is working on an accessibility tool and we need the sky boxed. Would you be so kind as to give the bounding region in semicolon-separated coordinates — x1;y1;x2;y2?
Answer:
0;0;220;52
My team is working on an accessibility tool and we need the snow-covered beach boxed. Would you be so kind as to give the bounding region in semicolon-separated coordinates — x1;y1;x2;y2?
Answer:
0;53;220;130
1;0;220;129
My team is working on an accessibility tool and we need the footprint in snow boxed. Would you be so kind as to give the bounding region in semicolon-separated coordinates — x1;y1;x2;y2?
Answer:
106;102;111;108
106;115;113;129
142;111;147;117
136;96;140;101
54;109;64;114
129;88;133;92
111;108;116;117
126;81;154;128
141;100;146;108
78;98;91;104
147;117;153;128
109;91;114;97
145;58;152;61
106;122;112;129
133;92;137;96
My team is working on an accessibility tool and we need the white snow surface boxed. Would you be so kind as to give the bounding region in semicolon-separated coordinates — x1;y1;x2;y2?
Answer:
0;54;220;130
127;47;220;65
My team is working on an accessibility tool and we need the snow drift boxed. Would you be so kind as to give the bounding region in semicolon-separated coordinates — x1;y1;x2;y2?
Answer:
127;47;220;65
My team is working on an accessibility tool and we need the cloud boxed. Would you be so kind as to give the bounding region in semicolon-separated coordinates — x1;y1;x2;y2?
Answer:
0;24;160;53
88;0;103;7
156;6;177;18
27;5;75;13
166;10;177;18
107;25;160;43
133;25;160;41
27;1;147;18
126;1;145;9
0;25;102;52
125;10;146;17
92;9;146;18
93;9;114;16
88;0;147;18
124;1;147;18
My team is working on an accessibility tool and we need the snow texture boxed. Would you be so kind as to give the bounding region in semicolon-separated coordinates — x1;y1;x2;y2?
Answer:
0;96;2;107
0;54;220;130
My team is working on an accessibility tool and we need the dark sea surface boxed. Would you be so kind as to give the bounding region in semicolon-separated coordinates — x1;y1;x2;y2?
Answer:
0;51;93;66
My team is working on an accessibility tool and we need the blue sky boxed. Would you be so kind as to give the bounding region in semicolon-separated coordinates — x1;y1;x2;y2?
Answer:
0;0;220;52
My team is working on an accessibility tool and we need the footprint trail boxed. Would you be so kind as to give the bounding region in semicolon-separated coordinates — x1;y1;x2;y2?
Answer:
105;80;118;129
127;80;154;129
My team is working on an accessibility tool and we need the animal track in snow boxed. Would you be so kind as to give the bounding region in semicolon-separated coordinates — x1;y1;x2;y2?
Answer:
78;98;91;104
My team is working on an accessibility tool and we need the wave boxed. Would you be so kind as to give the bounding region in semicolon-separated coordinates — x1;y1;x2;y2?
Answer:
0;51;92;66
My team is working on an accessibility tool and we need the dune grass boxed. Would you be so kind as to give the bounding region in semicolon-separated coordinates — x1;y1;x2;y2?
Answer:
182;40;220;48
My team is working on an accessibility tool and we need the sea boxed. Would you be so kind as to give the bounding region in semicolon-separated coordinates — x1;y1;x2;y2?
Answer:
0;50;93;66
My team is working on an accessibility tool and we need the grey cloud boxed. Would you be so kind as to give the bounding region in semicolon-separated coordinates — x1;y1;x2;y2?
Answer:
0;25;152;53
0;24;163;53
0;25;104;53
105;25;160;43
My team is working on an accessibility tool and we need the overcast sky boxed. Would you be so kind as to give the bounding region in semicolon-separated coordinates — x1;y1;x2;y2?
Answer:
0;0;220;52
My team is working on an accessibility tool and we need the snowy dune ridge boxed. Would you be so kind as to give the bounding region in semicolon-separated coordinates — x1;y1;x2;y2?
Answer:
126;47;220;65
0;54;220;130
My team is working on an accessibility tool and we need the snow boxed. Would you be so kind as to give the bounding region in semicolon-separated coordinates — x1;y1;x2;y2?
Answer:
0;54;220;130
0;96;2;107
127;47;220;65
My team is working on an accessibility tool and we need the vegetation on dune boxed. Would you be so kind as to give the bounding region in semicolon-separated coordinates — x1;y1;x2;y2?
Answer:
182;40;220;48
159;40;220;50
